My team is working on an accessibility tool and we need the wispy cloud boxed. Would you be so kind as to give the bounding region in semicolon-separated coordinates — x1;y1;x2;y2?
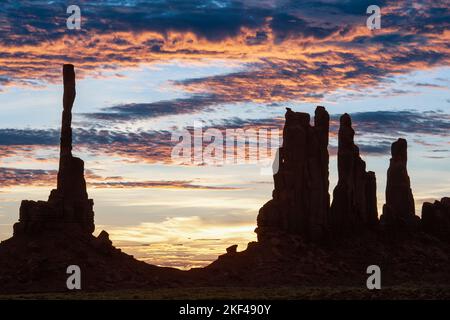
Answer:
0;0;448;114
85;94;226;121
0;110;448;168
339;110;450;136
0;167;238;190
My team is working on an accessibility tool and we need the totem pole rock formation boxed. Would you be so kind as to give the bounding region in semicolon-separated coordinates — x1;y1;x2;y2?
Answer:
0;65;184;292
421;197;450;241
256;106;330;242
380;138;419;230
330;113;378;235
13;64;95;236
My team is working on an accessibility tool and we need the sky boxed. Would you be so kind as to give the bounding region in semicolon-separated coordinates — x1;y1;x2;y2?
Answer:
0;0;449;269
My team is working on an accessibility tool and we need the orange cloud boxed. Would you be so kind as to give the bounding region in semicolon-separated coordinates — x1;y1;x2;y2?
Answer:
1;6;448;107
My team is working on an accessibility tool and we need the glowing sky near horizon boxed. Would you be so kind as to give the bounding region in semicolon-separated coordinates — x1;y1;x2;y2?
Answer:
0;0;449;269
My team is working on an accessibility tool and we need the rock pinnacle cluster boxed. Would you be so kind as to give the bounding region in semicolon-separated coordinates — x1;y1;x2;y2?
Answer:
256;107;449;243
330;113;378;235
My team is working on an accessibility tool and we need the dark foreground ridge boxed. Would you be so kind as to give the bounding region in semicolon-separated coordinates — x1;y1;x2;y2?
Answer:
0;65;449;295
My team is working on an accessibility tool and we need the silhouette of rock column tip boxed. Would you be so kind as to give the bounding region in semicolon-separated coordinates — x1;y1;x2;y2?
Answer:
13;64;95;236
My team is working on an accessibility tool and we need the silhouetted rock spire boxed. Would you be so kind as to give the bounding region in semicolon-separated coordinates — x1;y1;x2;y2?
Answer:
330;113;378;234
380;138;419;230
13;64;94;235
60;64;75;159
256;106;330;242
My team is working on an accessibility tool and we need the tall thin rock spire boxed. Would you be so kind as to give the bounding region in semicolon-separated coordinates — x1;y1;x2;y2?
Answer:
256;106;330;242
61;64;75;158
14;64;94;235
330;113;378;235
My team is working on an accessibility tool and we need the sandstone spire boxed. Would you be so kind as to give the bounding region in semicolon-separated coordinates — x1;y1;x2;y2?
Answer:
330;113;378;234
61;64;75;159
380;138;419;230
256;106;330;242
14;64;94;235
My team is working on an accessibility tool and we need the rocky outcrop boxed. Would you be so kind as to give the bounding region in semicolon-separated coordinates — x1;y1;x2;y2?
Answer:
422;197;450;241
256;108;380;243
380;138;420;231
256;106;330;242
211;115;450;290
13;65;94;236
330;114;378;235
226;245;238;254
1;64;190;293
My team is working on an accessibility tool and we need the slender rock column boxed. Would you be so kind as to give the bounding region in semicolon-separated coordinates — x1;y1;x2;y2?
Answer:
14;64;94;235
61;64;75;158
380;138;419;230
330;113;378;235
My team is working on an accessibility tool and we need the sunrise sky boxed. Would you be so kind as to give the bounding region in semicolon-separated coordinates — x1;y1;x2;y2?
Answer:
0;0;449;269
